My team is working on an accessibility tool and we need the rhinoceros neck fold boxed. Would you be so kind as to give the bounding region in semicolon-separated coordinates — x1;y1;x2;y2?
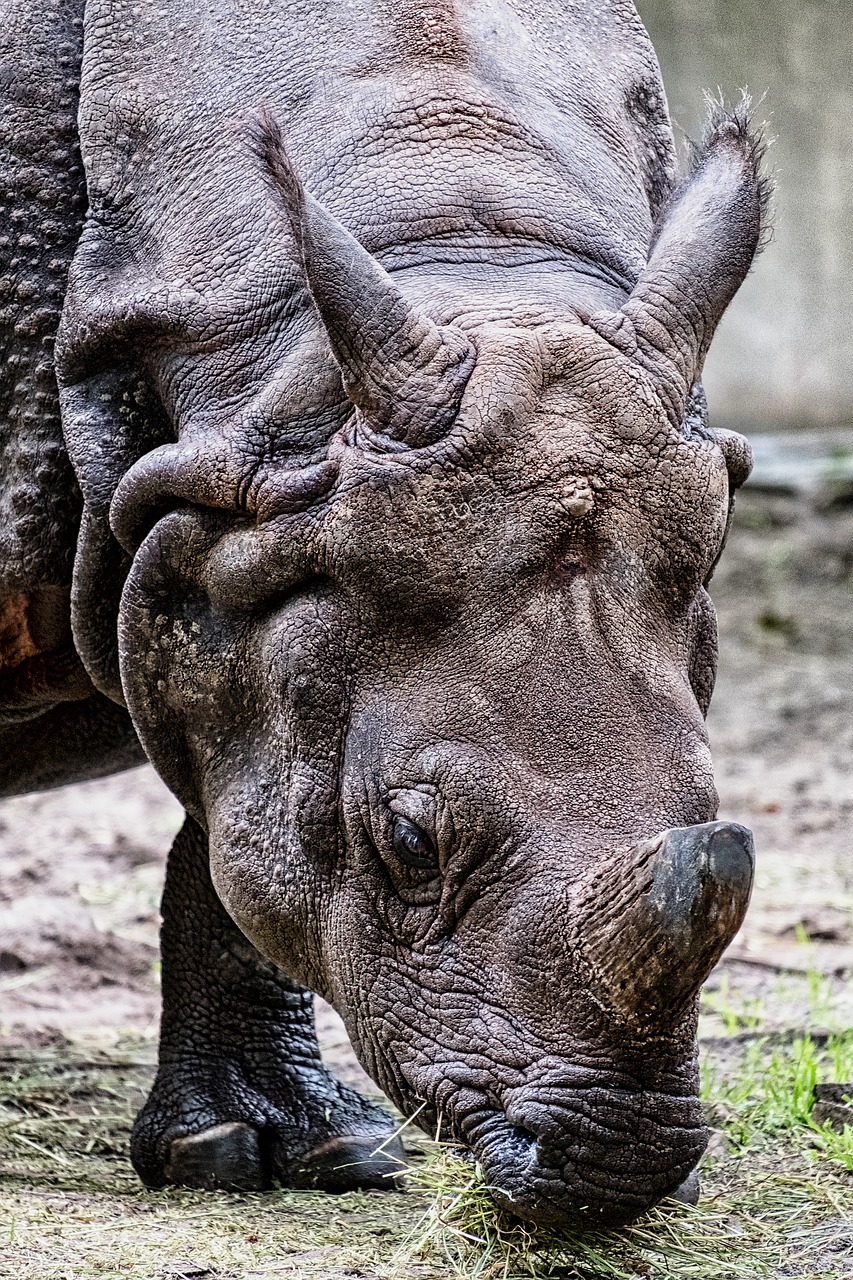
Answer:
380;256;632;332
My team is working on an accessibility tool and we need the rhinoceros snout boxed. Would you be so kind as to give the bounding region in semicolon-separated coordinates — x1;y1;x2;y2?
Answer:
473;1092;707;1228
454;823;755;1228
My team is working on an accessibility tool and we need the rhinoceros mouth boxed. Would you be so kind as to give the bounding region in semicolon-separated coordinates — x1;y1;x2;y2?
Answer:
431;1079;706;1228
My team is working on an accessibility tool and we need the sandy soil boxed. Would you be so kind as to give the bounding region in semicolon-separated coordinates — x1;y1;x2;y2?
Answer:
709;490;853;1011
0;767;375;1093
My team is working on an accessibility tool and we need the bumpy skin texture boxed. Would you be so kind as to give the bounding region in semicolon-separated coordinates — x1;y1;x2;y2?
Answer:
0;0;400;1196
2;0;769;1225
0;0;144;778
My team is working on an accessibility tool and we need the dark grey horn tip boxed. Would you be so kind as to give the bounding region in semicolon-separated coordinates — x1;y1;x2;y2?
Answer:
651;821;755;935
704;821;755;888
661;820;754;885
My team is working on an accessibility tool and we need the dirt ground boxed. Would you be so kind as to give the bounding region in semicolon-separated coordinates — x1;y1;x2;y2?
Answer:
1;469;852;1278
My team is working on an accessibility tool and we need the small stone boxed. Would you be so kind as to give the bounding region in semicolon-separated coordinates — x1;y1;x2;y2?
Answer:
815;1083;853;1105
813;1083;853;1131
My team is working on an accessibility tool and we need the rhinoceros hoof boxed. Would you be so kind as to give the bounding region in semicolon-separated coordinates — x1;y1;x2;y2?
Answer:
282;1131;406;1193
162;1121;403;1193
131;1069;405;1193
165;1121;266;1191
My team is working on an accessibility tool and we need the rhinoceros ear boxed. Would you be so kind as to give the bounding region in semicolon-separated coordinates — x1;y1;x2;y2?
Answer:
253;111;475;449
589;99;771;427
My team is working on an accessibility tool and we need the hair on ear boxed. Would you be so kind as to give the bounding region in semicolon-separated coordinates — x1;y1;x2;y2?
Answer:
248;106;310;261
651;92;774;259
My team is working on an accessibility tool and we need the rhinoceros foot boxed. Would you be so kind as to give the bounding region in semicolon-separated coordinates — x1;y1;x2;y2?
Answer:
131;1063;405;1193
129;818;405;1194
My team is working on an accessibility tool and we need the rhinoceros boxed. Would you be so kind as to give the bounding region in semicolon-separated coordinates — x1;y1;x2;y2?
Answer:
0;0;767;1226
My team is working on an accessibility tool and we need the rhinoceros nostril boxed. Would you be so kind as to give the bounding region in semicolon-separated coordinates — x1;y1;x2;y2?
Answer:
504;1121;540;1160
510;1122;538;1145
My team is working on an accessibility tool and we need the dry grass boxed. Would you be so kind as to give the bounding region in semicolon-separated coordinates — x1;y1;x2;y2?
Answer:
389;982;853;1280
398;1140;852;1280
0;1045;420;1280
1;985;852;1279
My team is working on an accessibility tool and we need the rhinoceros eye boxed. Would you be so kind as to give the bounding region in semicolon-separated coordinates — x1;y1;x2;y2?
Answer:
392;815;439;872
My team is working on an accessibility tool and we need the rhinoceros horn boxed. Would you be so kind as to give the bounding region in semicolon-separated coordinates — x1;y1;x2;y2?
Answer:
588;100;771;428
579;821;755;1031
255;111;475;449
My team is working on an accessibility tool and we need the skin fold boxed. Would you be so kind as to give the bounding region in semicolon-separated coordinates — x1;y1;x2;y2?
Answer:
0;0;768;1225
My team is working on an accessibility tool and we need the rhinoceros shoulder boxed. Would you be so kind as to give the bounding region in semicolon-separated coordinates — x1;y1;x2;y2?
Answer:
0;0;141;776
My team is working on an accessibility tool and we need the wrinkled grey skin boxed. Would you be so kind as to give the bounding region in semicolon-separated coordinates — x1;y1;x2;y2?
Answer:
0;0;769;1226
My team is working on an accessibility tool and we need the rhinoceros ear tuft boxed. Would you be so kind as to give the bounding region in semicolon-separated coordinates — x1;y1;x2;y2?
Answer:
252;109;475;449
590;96;772;427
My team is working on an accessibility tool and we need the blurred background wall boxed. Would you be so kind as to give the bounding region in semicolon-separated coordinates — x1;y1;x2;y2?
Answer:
637;0;852;434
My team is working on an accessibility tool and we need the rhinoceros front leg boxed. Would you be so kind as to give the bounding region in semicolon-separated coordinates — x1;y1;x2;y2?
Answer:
131;817;403;1192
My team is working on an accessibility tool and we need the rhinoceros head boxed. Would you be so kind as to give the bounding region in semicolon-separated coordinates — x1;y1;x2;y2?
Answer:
112;105;767;1225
